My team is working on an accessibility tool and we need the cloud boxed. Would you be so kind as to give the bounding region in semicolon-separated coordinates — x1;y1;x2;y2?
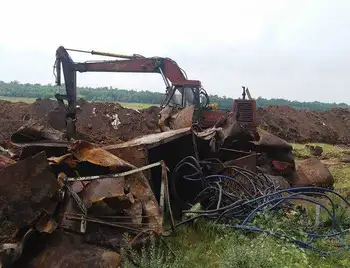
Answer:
0;0;349;103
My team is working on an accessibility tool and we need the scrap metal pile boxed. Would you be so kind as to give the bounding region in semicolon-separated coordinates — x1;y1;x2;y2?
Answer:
0;140;166;267
0;103;349;267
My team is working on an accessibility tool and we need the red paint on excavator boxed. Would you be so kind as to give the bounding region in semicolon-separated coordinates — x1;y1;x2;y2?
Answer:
199;110;228;129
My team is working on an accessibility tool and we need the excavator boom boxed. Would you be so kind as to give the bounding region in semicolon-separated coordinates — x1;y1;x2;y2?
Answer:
71;59;201;86
55;46;201;87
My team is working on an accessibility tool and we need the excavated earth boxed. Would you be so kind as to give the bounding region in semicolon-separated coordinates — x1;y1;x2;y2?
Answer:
0;99;350;149
257;106;350;144
0;99;160;148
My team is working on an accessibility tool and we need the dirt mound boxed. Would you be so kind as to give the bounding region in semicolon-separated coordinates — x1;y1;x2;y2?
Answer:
73;99;160;145
1;98;349;148
0;100;31;120
258;106;350;144
27;98;58;120
0;99;161;147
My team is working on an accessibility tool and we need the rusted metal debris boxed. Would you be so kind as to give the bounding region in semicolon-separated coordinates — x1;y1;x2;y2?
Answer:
69;140;134;172
292;157;334;187
0;138;168;267
0;154;16;169
158;105;194;132
255;128;292;149
0;151;60;243
11;118;66;144
51;141;164;236
18;140;70;160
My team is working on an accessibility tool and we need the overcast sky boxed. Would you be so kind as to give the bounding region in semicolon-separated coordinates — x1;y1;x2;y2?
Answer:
0;0;349;103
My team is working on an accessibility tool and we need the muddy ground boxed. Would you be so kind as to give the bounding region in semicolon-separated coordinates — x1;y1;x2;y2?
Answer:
0;99;349;149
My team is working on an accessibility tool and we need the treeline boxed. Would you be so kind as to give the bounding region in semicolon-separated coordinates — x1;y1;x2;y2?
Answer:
0;80;348;110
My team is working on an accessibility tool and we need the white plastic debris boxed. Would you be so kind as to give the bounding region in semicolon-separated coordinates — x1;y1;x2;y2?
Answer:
111;114;121;130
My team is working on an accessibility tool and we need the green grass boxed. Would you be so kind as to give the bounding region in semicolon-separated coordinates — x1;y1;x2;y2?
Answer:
118;102;154;109
122;220;350;268
0;96;37;103
291;143;350;160
329;165;350;194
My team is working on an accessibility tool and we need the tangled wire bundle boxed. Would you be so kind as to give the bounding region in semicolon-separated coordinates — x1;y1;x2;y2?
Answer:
170;156;350;256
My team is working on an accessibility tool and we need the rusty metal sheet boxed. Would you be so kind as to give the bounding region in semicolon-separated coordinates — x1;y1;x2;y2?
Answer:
224;154;257;172
27;232;122;268
35;215;58;234
217;154;258;194
159;105;194;131
60;197;82;232
59;166;163;236
103;128;192;180
18;141;69;160
172;105;194;130
48;153;78;168
194;128;217;140
103;127;191;150
62;167;163;233
11;118;66;144
105;145;148;170
255;128;292;149
70;140;134;172
158;105;174;132
80;177;133;213
194;115;242;142
49;140;163;235
125;170;163;232
0;154;16;169
60;175;162;249
83;172;163;232
0;151;60;243
293;158;334;187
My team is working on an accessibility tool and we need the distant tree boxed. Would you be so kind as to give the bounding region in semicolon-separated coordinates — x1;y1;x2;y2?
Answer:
0;81;348;110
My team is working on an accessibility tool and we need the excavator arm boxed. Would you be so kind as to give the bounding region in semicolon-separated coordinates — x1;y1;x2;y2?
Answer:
54;46;206;139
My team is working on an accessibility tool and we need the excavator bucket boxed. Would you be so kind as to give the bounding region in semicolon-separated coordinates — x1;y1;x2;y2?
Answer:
46;103;81;140
46;109;67;132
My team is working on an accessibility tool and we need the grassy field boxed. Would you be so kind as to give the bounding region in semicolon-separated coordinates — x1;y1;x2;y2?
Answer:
122;143;350;268
0;96;38;103
118;102;153;109
0;96;154;109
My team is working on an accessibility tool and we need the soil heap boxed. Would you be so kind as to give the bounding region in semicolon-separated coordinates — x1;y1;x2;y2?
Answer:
257;106;350;144
0;99;160;147
1;99;350;148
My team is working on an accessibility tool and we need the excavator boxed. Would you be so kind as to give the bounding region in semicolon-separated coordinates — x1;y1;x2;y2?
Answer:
53;46;258;140
53;46;295;182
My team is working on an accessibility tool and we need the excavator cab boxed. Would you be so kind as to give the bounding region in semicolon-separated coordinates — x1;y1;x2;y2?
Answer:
161;86;209;109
